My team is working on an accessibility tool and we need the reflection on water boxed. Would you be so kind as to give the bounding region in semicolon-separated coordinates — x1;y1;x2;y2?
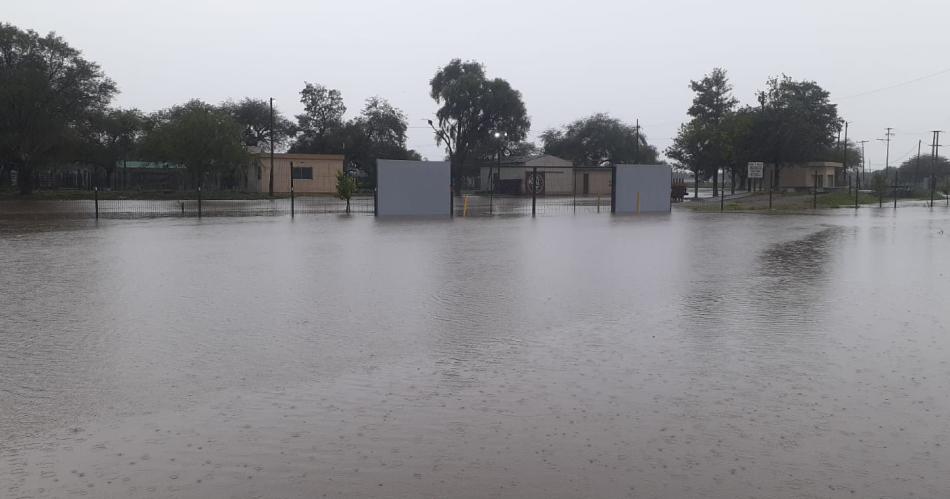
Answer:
1;209;949;498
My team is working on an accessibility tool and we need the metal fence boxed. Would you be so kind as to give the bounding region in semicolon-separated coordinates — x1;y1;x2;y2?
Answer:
0;193;375;219
454;194;612;217
0;194;619;219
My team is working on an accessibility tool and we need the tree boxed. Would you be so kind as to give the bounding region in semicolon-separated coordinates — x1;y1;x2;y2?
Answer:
754;75;840;188
222;98;295;151
542;113;657;166
0;23;117;194
224;98;296;194
816;139;862;168
896;154;949;190
291;82;346;154
666;68;737;197
429;59;530;194
467;134;538;165
666;120;714;198
870;171;888;206
140;100;248;189
77;108;144;189
505;141;539;158
722;107;758;192
335;169;358;213
344;97;420;188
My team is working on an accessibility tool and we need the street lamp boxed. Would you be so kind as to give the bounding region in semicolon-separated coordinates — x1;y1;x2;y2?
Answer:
428;119;455;213
490;131;508;214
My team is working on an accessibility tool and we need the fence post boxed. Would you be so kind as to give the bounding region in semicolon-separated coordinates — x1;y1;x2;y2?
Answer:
610;165;617;213
572;167;577;214
374;187;378;216
290;161;295;218
531;165;538;217
94;186;99;219
197;186;202;218
721;169;725;212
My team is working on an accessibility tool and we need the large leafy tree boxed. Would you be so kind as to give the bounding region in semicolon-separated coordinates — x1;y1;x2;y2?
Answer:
429;59;530;194
0;23;117;194
754;75;840;187
291;82;346;154
543;113;658;166
344;97;420;187
77;108;144;189
140;100;248;189
666;120;714;198
470;139;539;164
666;68;738;196
896;153;949;188
224;98;296;195
222;98;295;151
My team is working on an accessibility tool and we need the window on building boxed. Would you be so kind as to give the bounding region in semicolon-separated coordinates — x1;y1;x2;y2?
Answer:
292;167;313;180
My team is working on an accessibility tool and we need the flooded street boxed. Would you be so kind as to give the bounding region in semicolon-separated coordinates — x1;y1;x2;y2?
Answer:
1;208;949;498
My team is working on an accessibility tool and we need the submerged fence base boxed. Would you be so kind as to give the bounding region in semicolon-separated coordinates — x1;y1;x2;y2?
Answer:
0;195;375;219
454;194;612;217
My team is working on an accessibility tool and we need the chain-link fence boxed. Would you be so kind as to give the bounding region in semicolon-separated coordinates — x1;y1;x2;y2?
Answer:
0;192;375;219
454;194;612;217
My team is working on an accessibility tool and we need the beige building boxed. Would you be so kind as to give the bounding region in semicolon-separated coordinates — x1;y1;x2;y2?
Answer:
479;154;612;195
249;153;344;194
764;162;843;192
573;167;613;195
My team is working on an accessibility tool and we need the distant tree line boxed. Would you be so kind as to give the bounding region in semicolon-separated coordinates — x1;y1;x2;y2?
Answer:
5;22;946;198
665;68;863;197
0;23;420;194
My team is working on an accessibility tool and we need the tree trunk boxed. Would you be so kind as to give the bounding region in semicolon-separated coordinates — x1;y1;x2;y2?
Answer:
693;169;699;198
712;170;719;198
731;169;736;195
18;163;34;195
346;198;351;214
452;157;462;195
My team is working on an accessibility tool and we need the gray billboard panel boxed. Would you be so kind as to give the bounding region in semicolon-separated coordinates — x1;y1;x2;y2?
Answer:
377;160;451;216
614;164;672;213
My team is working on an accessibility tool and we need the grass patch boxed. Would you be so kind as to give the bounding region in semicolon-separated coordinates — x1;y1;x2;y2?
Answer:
689;190;893;212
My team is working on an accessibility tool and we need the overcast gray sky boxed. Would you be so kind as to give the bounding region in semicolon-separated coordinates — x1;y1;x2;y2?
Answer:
8;0;950;169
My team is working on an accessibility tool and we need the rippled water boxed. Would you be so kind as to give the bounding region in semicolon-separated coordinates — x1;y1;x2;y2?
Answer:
1;208;949;498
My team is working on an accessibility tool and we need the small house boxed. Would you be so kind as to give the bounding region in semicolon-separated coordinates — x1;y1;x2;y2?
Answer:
479;154;612;195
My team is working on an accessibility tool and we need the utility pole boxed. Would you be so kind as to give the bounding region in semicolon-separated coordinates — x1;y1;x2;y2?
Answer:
915;139;922;188
269;97;275;197
842;121;849;194
634;119;641;164
856;140;869;208
932;131;943;207
878;128;894;208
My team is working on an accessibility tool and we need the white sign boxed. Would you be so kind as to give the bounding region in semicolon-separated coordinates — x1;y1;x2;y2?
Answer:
747;162;764;179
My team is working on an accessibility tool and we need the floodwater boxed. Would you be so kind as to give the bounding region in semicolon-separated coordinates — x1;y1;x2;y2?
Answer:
1;208;949;499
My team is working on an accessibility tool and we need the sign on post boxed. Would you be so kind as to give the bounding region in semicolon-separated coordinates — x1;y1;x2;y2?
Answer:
747;161;764;179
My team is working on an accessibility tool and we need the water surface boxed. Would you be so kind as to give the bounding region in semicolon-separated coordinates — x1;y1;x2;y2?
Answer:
1;208;949;498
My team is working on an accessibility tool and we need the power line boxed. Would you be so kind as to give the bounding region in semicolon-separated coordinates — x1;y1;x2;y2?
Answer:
839;67;950;100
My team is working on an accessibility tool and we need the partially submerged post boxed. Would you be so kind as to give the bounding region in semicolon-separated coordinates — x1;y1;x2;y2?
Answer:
720;169;725;213
610;165;617;214
531;165;538;217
